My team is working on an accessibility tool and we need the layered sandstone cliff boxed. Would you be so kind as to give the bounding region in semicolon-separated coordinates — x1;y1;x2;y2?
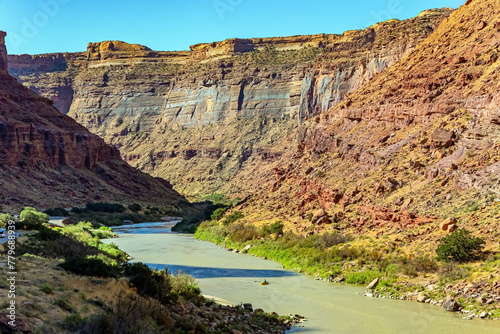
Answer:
8;9;452;195
0;31;186;211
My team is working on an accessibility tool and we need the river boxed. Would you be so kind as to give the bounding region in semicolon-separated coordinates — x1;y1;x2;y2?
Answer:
103;222;500;333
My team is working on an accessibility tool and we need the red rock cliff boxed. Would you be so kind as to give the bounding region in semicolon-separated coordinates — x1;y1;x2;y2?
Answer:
0;31;7;74
0;31;186;211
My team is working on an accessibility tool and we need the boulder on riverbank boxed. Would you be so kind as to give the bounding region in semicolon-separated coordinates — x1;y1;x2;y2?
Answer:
443;298;460;312
366;277;379;290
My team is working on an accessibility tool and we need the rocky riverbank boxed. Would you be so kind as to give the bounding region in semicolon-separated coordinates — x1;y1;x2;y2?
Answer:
364;277;500;320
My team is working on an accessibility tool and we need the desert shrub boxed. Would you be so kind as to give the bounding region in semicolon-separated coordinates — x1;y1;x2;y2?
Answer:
211;208;227;221
63;314;87;332
436;229;485;262
60;222;94;244
438;262;469;282
222;211;244;226
345;271;380;285
269;220;284;235
59;257;121;277
39;282;54;294
228;224;259;243
334;245;366;261
464;202;480;212
308;232;352;249
54;297;75;312
37;225;62;241
399;255;438;277
91;228;115;240
81;292;174;334
170;272;202;302
71;206;88;214
44;207;69;217
123;263;172;304
86;203;125;213
0;213;12;228
20;207;49;229
98;243;127;262
127;203;142;212
259;220;284;237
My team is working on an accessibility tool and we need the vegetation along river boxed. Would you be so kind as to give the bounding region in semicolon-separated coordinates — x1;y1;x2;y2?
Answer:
103;222;500;333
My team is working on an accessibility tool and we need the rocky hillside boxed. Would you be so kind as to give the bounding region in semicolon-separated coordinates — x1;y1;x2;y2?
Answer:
0;31;187;212
232;0;500;252
8;9;452;196
189;1;500;318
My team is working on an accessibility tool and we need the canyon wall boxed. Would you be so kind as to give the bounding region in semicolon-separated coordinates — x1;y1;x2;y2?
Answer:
0;31;186;211
8;9;452;195
235;0;500;238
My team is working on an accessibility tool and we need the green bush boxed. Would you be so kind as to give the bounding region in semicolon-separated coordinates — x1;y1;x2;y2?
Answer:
71;206;88;214
91;228;115;240
438;262;469;282
269;220;284;235
307;232;353;249
211;208;227;221
228;224;259;243
345;271;380;285
54;297;75;312
20;207;49;228
98;243;127;262
59;257;121;278
123;263;172;304
86;203;125;213
398;255;438;277
0;213;11;228
222;211;244;226
260;220;284;237
39;282;54;294
44;207;69;217
436;229;485;263
128;203;142;212
170;272;202;302
37;225;61;241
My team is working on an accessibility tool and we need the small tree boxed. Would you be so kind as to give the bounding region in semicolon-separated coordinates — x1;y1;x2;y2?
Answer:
20;207;49;228
436;229;485;263
0;213;11;228
210;208;227;221
44;207;69;217
128;203;142;212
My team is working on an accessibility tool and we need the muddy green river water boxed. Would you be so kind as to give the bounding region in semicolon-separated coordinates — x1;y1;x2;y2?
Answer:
104;222;500;333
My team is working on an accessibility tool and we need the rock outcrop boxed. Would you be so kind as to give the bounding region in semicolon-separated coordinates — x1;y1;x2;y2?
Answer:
0;31;187;212
0;31;7;74
8;9;452;195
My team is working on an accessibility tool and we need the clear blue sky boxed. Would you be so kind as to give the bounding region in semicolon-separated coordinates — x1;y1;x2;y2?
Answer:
0;0;465;55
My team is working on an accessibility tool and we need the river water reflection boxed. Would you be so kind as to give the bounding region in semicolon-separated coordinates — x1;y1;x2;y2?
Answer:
104;222;500;333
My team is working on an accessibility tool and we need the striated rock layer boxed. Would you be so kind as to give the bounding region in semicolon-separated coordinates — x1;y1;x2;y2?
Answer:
8;9;452;195
0;31;187;212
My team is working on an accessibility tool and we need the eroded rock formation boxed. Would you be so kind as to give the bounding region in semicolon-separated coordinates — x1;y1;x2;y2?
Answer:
8;9;452;195
0;31;187;211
